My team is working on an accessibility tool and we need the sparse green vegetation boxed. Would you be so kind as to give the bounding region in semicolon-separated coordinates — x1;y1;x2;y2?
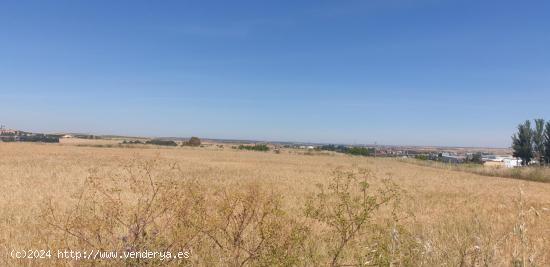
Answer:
122;140;144;144
182;136;201;147
415;154;429;160
237;144;270;151
318;144;374;157
21;135;60;143
545;121;550;165
470;152;483;164
305;168;416;266
0;134;59;143
145;139;178;146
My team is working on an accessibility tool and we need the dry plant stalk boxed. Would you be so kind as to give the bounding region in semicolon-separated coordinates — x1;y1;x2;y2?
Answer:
305;167;416;266
2;143;549;266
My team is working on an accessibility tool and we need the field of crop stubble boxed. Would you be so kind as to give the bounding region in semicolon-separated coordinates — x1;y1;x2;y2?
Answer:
1;142;550;266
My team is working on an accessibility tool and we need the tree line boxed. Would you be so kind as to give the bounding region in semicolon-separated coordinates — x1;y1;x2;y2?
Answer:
318;144;374;156
122;137;201;147
512;119;550;166
237;144;270;151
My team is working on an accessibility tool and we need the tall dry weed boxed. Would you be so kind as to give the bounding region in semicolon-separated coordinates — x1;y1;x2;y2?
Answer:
39;159;311;266
305;167;419;266
30;157;548;266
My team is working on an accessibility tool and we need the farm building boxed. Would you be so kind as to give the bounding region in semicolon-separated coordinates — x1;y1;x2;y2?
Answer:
504;158;522;168
482;155;522;168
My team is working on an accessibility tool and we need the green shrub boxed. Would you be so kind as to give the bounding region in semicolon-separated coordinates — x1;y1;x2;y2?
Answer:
305;167;415;266
19;134;59;143
145;139;178;146
122;140;144;144
318;145;374;157
237;144;270;151
182;137;201;147
415;155;429;160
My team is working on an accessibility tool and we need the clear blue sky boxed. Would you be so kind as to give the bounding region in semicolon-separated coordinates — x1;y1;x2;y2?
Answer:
1;0;549;147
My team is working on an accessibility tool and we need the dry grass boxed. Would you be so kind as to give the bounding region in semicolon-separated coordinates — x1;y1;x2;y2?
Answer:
1;142;550;266
59;138;121;146
400;158;550;183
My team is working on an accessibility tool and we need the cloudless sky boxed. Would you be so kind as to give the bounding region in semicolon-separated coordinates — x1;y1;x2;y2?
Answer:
1;0;549;147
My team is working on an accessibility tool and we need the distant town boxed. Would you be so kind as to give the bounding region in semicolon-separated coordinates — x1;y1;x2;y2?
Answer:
1;124;521;168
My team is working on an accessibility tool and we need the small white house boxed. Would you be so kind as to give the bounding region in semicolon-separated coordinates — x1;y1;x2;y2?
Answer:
504;158;522;168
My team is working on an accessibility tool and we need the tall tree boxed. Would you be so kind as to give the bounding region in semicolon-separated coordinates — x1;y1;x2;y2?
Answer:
511;120;534;166
533;119;545;165
544;121;550;165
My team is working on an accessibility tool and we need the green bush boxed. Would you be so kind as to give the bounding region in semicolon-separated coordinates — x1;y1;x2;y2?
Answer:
182;137;201;147
19;134;59;143
305;167;418;266
237;144;270;151
145;139;178;146
318;145;374;157
122;140;144;144
415;155;429;160
347;147;373;156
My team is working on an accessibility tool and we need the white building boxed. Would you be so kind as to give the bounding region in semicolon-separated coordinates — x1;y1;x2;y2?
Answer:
503;158;522;168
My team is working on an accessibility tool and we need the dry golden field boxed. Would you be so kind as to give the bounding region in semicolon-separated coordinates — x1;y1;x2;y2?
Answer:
1;141;550;266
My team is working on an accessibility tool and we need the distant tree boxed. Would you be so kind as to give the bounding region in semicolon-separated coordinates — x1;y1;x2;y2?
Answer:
237;144;270;152
19;134;59;143
470;152;483;164
533;119;545;165
122;140;143;144
347;147;373;156
544;121;550;165
511;120;534;166
415;154;428;160
187;137;201;147
318;144;375;157
146;139;178;146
